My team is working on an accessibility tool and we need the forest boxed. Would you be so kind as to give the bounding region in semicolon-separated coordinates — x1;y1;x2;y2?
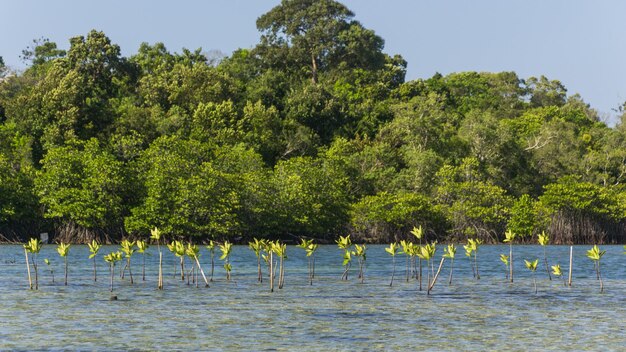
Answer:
1;0;626;244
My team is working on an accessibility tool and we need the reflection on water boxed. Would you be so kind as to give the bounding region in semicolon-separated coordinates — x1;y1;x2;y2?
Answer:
0;245;624;351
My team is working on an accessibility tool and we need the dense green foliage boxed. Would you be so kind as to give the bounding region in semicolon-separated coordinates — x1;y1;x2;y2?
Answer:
1;0;625;244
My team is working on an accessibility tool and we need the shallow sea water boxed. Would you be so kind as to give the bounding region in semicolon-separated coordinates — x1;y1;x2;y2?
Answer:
0;244;624;351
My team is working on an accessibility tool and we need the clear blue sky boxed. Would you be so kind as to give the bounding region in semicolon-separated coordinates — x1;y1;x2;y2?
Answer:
2;0;625;124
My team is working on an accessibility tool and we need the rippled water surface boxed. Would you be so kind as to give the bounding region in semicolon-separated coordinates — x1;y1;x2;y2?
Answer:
0;244;624;351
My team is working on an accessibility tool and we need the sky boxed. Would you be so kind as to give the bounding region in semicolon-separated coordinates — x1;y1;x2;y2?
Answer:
2;0;625;124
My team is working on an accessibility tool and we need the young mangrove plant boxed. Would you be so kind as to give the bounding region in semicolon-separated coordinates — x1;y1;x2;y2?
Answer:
206;240;216;282
219;241;233;281
298;238;318;285
88;239;101;282
57;242;70;286
104;251;123;293
443;244;456;285
538;231;551;280
464;238;481;279
24;238;42;290
249;238;266;283
586;245;606;293
150;227;163;290
385;242;399;287
168;240;186;281
136;240;149;281
503;230;515;282
411;226;424;287
186;243;209;287
271;241;287;290
336;235;353;280
551;264;566;286
417;242;437;295
44;258;54;284
525;259;539;294
120;239;136;284
399;240;411;282
500;254;510;280
353;244;367;283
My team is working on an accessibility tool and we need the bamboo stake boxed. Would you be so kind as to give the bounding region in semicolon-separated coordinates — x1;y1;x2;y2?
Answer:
25;248;32;290
428;257;446;295
568;246;573;287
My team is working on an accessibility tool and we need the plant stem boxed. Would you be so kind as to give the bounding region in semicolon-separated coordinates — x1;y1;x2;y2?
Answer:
474;252;480;280
157;242;163;290
390;256;395;287
509;243;513;283
64;256;68;286
93;258;97;282
598;261;604;293
269;251;274;292
142;254;146;281
418;258;422;291
257;255;262;283
448;258;454;286
128;257;133;284
543;247;551;280
180;257;185;281
33;255;39;290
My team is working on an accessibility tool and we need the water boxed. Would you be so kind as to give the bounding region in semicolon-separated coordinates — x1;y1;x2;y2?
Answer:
0;244;624;351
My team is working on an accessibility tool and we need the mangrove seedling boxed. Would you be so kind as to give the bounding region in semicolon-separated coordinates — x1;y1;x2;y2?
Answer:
503;230;516;282
44;258;54;283
136;240;149;281
500;254;510;280
249;238;266;283
336;235;352;280
88;239;101;282
219;241;233;281
298;238;318;285
186;243;209;287
24;238;42;290
464;238;481;279
399;240;411;283
417;242;436;294
168;240;186;281
150;227;163;290
538;231;551;280
385;242;399;287
586;245;606;293
271;241;287;290
443;244;456;285
525;259;539;294
104;251;123;293
120;239;136;284
353;244;367;283
206;240;216;282
57;242;70;286
551;264;566;286
411;226;424;287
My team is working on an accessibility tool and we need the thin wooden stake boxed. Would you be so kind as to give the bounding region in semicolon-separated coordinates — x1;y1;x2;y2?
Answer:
568;246;573;287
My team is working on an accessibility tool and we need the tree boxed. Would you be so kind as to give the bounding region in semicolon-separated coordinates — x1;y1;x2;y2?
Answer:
256;0;384;84
20;37;66;67
35;138;125;241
